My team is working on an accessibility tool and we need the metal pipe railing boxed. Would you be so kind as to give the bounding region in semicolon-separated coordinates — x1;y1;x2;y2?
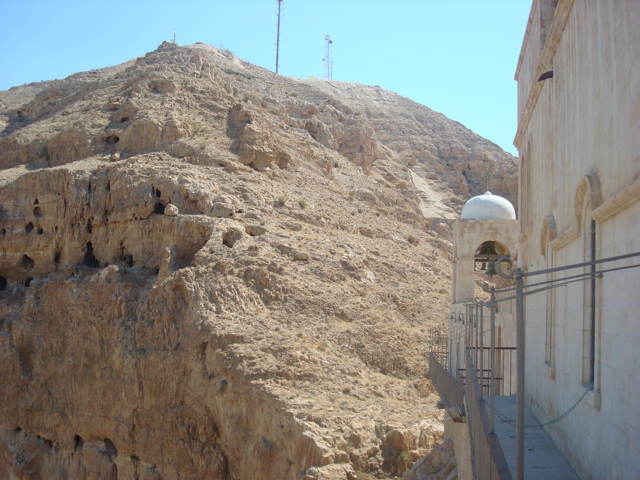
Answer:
429;353;465;418
466;351;513;480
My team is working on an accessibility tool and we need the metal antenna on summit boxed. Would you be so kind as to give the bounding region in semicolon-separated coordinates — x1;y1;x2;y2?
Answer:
275;0;283;74
323;35;333;80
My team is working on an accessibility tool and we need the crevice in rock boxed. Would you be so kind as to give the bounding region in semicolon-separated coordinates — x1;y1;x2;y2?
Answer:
0;276;7;291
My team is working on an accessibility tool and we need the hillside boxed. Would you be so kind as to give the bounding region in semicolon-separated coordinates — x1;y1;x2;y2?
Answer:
0;42;516;479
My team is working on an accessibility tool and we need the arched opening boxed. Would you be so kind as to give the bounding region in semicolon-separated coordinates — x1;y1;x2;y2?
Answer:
474;240;510;273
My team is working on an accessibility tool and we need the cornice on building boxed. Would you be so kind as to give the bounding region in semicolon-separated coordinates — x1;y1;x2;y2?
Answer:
513;0;575;151
593;177;640;223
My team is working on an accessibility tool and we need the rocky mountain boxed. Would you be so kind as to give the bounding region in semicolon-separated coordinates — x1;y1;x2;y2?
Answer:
0;42;517;479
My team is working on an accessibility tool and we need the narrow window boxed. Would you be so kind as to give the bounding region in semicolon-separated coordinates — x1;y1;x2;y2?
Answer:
582;204;597;385
544;248;554;365
587;219;596;384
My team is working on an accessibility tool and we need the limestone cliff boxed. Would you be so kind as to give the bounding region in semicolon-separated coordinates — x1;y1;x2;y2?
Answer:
0;42;516;479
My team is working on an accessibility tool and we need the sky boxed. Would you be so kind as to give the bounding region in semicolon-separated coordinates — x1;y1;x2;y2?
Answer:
0;1;531;155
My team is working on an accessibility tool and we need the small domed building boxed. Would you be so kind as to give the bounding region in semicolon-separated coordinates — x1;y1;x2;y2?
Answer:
451;191;519;305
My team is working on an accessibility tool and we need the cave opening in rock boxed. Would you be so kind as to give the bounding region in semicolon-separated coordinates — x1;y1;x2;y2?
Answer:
54;252;61;264
155;188;162;198
36;228;43;235
25;222;34;234
83;242;100;268
20;254;34;271
33;206;42;217
0;276;7;291
74;435;84;452
105;135;120;144
154;202;166;214
24;277;32;287
103;438;118;458
124;254;134;268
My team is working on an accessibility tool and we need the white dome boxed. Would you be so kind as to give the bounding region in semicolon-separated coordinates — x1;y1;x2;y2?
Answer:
461;191;516;220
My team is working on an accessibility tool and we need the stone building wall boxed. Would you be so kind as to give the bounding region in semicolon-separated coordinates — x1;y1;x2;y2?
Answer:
514;1;640;478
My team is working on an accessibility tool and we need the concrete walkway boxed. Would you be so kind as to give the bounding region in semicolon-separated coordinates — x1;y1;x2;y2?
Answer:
490;396;581;480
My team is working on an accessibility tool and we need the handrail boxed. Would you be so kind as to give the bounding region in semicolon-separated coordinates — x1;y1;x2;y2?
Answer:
429;354;465;418
466;351;513;480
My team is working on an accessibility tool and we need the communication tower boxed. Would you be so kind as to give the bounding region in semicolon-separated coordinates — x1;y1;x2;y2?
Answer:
275;0;284;74
323;35;333;80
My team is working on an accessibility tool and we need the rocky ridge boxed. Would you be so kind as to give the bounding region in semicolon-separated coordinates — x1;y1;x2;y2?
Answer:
0;42;517;479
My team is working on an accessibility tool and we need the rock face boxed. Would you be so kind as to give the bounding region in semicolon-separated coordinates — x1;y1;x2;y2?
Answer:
0;42;516;479
402;439;457;480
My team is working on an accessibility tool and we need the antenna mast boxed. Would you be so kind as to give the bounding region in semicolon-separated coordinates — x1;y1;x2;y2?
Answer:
173;28;176;44
324;35;333;80
275;0;283;74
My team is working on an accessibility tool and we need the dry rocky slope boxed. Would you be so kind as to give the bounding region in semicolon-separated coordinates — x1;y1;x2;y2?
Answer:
0;42;516;480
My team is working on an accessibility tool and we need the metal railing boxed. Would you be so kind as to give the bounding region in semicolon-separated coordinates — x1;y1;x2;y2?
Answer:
429;353;465;418
466;351;513;480
465;347;517;396
428;329;450;367
489;250;640;479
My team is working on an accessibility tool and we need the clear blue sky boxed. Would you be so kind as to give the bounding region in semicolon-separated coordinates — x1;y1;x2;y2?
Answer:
0;1;531;155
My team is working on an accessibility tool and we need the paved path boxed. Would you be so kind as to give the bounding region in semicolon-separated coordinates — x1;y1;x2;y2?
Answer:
490;395;581;479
